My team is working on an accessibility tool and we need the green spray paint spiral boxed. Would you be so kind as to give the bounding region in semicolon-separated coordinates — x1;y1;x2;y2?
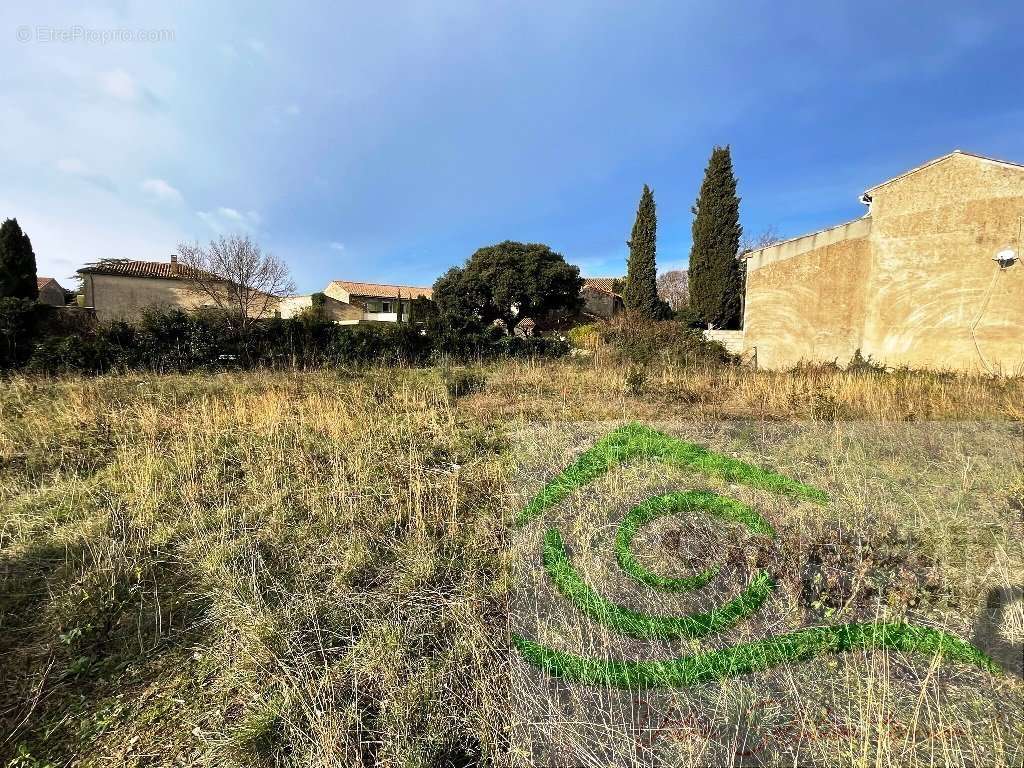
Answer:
513;423;999;689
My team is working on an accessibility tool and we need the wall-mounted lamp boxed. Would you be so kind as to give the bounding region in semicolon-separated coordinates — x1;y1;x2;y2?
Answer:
993;248;1017;268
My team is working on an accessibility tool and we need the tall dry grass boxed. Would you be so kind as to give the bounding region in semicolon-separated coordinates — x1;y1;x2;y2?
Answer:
0;359;1021;767
465;355;1024;423
1;370;513;767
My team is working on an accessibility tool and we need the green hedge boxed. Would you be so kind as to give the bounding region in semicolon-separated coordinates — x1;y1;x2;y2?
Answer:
3;307;568;375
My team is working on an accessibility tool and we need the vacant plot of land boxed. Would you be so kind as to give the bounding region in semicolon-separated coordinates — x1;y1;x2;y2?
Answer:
504;420;1022;766
1;362;1022;767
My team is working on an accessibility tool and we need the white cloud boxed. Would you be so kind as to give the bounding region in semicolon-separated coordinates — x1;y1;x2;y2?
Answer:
99;69;140;102
329;241;345;251
247;38;268;56
141;178;184;205
197;207;262;234
285;104;301;116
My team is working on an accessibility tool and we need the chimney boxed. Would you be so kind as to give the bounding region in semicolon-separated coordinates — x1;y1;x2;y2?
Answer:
170;254;179;276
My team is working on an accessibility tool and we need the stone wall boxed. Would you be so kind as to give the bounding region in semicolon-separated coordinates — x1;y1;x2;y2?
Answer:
37;282;66;307
703;329;745;355
581;286;622;319
278;294;363;323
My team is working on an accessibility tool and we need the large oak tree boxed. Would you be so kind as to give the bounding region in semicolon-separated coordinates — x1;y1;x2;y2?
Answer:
432;241;582;332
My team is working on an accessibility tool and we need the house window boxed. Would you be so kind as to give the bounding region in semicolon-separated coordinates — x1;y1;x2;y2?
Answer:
381;301;392;313
367;300;383;313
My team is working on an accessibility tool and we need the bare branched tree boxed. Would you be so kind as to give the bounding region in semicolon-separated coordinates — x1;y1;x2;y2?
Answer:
736;226;783;327
656;269;689;312
739;225;783;255
176;234;294;333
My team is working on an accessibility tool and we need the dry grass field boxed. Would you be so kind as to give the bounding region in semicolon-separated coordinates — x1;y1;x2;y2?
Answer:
1;358;1022;767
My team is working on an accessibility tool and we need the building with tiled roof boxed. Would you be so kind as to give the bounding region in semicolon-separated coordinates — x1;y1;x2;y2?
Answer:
324;280;433;322
581;277;622;295
581;276;624;319
78;257;216;282
77;255;279;323
36;277;67;307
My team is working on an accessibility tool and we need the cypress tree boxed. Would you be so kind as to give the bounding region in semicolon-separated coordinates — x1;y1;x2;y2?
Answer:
0;218;39;300
623;184;658;317
687;146;743;329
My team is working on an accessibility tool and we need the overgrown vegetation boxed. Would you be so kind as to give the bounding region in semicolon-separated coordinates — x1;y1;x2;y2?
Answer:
1;362;1021;767
0;306;568;375
431;241;583;335
0;370;513;767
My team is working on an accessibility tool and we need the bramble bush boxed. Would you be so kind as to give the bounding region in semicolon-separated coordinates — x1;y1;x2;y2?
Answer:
598;317;735;367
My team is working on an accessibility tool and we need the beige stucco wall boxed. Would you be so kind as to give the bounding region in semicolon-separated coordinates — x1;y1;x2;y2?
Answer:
744;222;872;369
83;274;280;323
278;294;363;323
83;274;213;322
743;153;1024;373
860;153;1024;373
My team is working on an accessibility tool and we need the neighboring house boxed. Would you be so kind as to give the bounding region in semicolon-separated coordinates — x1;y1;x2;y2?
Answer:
277;294;363;323
739;150;1023;373
77;256;279;322
323;280;432;322
581;277;624;319
36;277;66;306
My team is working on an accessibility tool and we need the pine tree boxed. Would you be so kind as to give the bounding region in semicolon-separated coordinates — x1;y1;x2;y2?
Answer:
623;184;659;317
687;146;743;329
0;218;39;300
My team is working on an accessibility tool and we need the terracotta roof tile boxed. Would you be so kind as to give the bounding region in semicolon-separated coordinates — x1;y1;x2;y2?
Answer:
77;259;216;281
326;280;433;299
37;277;58;290
582;277;623;295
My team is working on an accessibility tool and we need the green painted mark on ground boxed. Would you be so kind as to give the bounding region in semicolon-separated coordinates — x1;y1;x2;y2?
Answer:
514;622;999;689
516;422;826;528
514;423;1000;689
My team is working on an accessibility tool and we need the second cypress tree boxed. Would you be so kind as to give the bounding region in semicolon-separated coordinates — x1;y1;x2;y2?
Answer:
687;146;743;329
623;184;659;317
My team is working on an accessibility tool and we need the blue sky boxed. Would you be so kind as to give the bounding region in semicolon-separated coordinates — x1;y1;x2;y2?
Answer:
2;2;1022;292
